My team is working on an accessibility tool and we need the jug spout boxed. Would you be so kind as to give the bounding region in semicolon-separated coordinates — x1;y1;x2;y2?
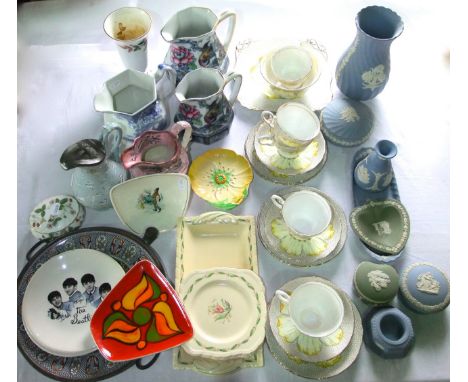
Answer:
93;87;114;113
155;64;177;99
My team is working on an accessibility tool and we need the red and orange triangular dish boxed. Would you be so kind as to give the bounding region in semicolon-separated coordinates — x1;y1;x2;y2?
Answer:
90;260;193;361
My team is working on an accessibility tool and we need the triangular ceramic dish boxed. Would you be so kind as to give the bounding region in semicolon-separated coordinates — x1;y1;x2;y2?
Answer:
349;199;410;256
110;173;191;235
90;260;193;362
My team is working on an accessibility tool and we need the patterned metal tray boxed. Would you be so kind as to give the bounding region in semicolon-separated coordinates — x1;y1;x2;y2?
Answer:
17;227;166;382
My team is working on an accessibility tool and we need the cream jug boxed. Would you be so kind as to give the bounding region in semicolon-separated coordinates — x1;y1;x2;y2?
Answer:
160;6;236;82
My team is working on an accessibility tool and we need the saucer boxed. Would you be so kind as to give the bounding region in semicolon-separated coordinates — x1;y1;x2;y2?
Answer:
270;278;355;362
179;268;266;360
234;39;333;112
266;278;362;380
258;187;347;267
245;123;327;185
254;120;327;175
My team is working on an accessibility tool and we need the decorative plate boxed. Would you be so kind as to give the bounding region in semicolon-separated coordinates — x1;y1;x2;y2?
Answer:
90;260;193;361
29;195;85;240
17;227;166;382
320;98;374;147
350;199;410;256
266;276;363;380
110;173;191;235
173;212;263;373
234;39;333;112
352;148;400;207
179;268;266;360
245;122;328;185
270;279;355;362
257;186;347;267
22;249;125;357
254;120;327;175
188;149;253;210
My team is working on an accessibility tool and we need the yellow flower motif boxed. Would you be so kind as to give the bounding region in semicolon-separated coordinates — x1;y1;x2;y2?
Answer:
188;149;253;210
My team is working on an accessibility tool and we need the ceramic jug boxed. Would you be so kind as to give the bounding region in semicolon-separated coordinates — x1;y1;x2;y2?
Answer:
173;68;242;144
161;6;236;82
94;65;177;145
335;6;403;100
60;127;127;209
354;140;397;192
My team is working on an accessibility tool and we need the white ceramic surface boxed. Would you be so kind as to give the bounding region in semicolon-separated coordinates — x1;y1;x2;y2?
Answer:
21;249;125;357
270;46;312;85
179;267;267;360
110;173;191;235
271;190;332;238
275;281;344;338
103;7;151;71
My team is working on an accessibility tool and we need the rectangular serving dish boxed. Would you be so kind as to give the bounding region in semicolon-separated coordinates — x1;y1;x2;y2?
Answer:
173;212;263;372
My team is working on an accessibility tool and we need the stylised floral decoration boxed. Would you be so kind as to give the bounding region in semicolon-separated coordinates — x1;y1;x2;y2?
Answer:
367;270;391;291
208;299;232;323
277;303;343;356
271;219;334;257
30;197;78;230
118;39;147;53
361;64;386;90
102;273;181;350
356;165;369;184
177;103;202;126
170;45;196;69
188;149;253;210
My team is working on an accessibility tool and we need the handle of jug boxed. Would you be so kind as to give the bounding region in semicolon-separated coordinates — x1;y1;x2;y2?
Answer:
214;11;237;52
169;121;192;149
256;111;275;146
155;64;177;99
101;124;123;160
222;72;242;106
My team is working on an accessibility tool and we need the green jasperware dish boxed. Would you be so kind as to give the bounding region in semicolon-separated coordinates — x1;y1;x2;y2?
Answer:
353;261;399;305
349;199;410;256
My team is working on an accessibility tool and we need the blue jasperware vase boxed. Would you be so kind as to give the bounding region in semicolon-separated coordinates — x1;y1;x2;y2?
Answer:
354;140;397;192
335;6;404;100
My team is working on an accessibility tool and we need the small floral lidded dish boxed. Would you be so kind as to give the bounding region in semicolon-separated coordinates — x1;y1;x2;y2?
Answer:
399;262;450;314
188;148;253;210
29;195;85;240
353;261;399;305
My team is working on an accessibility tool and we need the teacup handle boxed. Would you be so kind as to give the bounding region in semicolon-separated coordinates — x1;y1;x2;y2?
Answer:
214;11;237;52
222;72;242;105
257;111;275;145
169;121;192;149
271;195;285;210
275;290;291;305
101;124;123;160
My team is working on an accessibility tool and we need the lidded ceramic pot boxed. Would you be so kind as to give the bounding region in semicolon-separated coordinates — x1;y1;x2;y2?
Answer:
363;306;414;359
399;262;450;314
320;98;374;147
29;195;85;240
353;261;399;305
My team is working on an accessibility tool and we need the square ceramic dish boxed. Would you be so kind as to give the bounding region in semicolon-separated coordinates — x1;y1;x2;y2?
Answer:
173;212;262;373
179;268;266;360
110;173;190;235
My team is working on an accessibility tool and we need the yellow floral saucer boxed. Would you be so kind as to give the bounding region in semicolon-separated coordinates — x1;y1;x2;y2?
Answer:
188;149;254;210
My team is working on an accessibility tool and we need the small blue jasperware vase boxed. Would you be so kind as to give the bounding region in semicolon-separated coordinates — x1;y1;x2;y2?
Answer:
354;140;397;192
335;6;404;100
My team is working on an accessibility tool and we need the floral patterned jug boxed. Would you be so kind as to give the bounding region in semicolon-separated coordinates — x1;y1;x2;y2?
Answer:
354;140;397;192
335;6;403;100
160;7;236;83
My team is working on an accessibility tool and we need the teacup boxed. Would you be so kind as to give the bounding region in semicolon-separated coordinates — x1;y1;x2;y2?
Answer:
271;191;332;239
270;46;312;85
121;121;192;177
276;282;344;338
103;7;152;71
258;102;320;158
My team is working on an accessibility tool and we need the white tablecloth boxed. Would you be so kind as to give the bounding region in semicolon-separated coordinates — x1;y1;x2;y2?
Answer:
18;0;450;381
